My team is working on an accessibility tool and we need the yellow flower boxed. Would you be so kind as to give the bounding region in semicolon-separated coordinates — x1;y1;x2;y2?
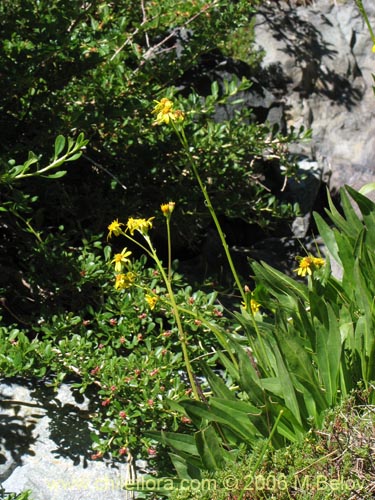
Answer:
115;272;136;290
145;294;158;310
111;247;132;272
250;299;261;314
295;256;313;277
311;257;325;268
161;201;175;217
126;217;155;236
241;297;261;314
294;255;325;277
107;219;124;239
152;98;185;126
372;44;375;53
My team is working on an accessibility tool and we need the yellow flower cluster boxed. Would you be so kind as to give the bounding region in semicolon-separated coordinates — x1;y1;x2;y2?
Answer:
152;98;185;126
241;297;261;314
145;294;158;310
294;255;325;277
107;219;124;239
115;272;136;290
126;217;155;236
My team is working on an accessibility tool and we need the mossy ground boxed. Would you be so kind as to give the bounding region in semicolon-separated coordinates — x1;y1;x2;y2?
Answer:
168;387;375;500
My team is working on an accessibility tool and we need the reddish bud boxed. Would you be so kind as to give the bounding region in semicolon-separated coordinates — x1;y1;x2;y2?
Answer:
90;366;100;376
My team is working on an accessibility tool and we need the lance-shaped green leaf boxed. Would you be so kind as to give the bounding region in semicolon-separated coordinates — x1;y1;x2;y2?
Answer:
315;303;342;406
180;398;262;445
252;261;309;303
195;424;226;471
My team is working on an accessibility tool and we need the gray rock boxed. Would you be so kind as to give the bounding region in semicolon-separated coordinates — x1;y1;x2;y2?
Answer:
0;378;136;500
254;0;375;196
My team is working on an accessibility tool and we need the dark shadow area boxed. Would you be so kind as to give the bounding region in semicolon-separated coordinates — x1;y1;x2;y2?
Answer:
0;376;102;477
29;377;100;466
0;377;39;482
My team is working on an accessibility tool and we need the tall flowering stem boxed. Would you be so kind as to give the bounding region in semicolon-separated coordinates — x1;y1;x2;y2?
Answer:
142;233;200;401
172;123;247;305
107;217;200;401
161;201;175;283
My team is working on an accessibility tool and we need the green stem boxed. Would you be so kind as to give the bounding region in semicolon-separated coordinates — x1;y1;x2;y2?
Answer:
166;216;172;283
174;124;246;304
121;229;199;399
10;209;44;243
16;144;82;180
144;234;200;401
176;303;239;369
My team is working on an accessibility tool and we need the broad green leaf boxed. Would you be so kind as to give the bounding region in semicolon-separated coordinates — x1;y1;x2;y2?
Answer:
180;398;261;443
271;404;306;442
43;170;67;179
195;424;225;471
339;187;363;236
148;430;200;457
66;152;83;162
54;135;66;158
353;260;375;382
315;304;342;405
271;338;302;425
252;261;308;303
230;340;266;404
215;349;240;382
325;187;359;239
209;397;261;418
359;182;375;195
278;332;328;413
199;362;237;401
335;231;355;291
346;185;375;248
169;453;202;480
313;212;341;265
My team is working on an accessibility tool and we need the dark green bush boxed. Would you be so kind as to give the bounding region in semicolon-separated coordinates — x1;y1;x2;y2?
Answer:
0;0;307;328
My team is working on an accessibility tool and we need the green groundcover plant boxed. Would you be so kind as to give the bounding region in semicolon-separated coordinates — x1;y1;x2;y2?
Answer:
165;389;375;500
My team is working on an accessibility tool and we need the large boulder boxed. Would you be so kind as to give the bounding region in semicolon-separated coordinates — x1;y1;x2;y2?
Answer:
0;377;136;500
254;0;375;197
